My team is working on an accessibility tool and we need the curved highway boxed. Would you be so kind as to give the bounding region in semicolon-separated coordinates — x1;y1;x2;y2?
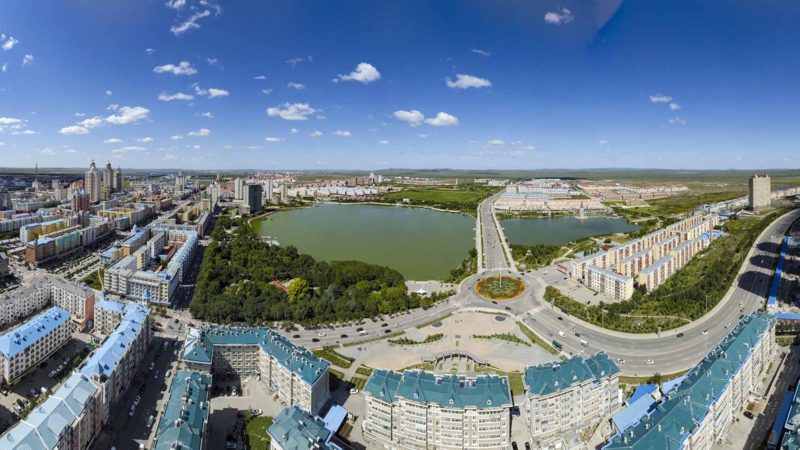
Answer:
275;208;799;377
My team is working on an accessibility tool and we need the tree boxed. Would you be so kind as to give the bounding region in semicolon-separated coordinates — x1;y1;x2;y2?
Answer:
287;278;310;303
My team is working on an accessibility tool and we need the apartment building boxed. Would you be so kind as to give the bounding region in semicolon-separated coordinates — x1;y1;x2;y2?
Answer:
0;277;52;328
748;174;771;211
569;251;615;282
269;405;341;450
586;265;635;301
80;301;150;423
636;256;676;292
181;326;330;415
362;369;513;450
0;372;100;450
604;313;775;450
152;370;211;450
93;298;126;335
0;306;72;384
524;352;621;449
652;236;680;259
50;278;95;331
670;238;706;270
616;248;654;277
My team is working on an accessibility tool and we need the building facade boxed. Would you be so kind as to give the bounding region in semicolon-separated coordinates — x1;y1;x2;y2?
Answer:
748;173;771;211
363;369;513;450
524;352;621;449
152;370;211;450
0;306;72;384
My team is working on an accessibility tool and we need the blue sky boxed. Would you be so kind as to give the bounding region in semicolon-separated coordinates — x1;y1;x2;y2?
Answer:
0;0;798;170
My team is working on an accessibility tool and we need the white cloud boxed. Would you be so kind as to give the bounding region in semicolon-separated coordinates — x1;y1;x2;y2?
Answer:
287;82;305;90
286;56;312;68
446;74;492;89
188;128;211;137
335;62;381;84
163;152;177;160
261;88;273;95
266;103;316;121
544;8;574;25
105;90;113;96
254;75;266;80
153;61;197;76
40;148;55;156
14;129;37;135
64;148;77;153
393;109;425;127
59;125;89;135
158;91;194;101
171;9;212;36
264;137;283;142
334;130;352;137
669;116;687;125
103;138;122;144
145;48;156;55
206;57;218;66
75;112;86;117
669;102;682;110
107;104;119;111
419;133;428;139
309;130;323;138
470;48;491;57
1;64;7;72
165;0;186;9
3;37;19;51
599;139;609;145
207;88;228;98
0;117;22;125
289;128;298;134
171;135;184;140
137;137;154;143
22;54;33;66
200;112;213;119
424;112;459;127
378;140;389;145
487;139;504;145
79;116;104;129
112;146;145;154
649;94;672;103
106;106;150;125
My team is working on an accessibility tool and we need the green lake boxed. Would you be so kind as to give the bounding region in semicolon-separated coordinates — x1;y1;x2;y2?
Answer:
256;203;474;280
500;216;639;246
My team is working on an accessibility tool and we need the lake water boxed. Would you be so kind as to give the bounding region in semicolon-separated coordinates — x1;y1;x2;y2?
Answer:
500;216;638;246
256;203;474;280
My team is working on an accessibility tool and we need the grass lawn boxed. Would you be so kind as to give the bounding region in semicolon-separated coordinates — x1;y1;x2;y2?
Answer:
80;269;104;290
245;416;274;450
382;185;500;212
516;322;560;355
312;347;355;369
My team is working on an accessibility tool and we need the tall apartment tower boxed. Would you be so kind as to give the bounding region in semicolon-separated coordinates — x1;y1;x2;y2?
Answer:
72;190;91;212
113;167;123;191
244;184;263;214
85;160;101;203
103;161;114;190
748;174;771;211
234;177;244;200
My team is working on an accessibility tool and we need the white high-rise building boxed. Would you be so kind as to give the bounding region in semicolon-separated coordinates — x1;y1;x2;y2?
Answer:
85;160;101;203
748;173;771;211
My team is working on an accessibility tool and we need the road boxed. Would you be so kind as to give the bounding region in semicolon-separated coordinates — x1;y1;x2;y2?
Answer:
478;193;511;271
271;208;800;376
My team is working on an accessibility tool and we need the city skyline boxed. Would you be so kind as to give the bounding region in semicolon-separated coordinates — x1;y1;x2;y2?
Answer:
1;0;799;170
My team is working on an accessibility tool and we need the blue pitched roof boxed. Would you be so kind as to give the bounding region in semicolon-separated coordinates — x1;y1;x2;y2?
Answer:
268;405;336;450
81;302;148;381
604;312;774;450
181;326;329;385
94;298;125;313
525;352;619;397
0;306;71;358
628;385;658;404
154;371;211;450
612;393;657;434
364;370;512;409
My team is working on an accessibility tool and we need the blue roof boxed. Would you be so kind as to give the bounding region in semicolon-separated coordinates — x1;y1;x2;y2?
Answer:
0;306;71;358
81;302;148;381
776;313;800;321
525;352;620;397
628;384;658;404
322;404;348;434
612;391;657;434
154;370;211;450
604;312;774;450
768;392;794;448
0;373;97;449
268;405;337;450
660;375;687;395
364;370;512;409
94;298;125;313
181;326;329;385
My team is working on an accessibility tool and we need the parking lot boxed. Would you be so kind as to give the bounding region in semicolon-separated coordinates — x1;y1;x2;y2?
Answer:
0;329;93;434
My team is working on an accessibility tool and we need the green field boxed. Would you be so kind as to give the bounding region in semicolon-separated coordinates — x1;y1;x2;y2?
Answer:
245;416;273;450
382;185;500;213
80;269;104;291
312;347;355;369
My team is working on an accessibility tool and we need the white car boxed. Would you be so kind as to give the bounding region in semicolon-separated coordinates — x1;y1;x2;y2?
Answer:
129;405;136;416
616;358;625;365
133;395;141;406
318;332;326;337
724;323;730;328
645;359;655;365
350;388;359;394
558;331;566;337
702;329;708;335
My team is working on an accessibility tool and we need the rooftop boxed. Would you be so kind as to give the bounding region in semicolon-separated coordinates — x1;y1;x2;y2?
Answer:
0;306;71;358
181;326;329;385
524;352;620;397
153;370;211;450
603;312;773;450
81;301;148;382
268;405;337;450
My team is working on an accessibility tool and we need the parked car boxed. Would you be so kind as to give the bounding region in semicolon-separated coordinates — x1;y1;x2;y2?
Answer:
129;405;136;416
250;409;263;416
133;395;141;406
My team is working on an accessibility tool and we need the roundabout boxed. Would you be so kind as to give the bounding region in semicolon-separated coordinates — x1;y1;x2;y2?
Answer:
475;275;526;300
